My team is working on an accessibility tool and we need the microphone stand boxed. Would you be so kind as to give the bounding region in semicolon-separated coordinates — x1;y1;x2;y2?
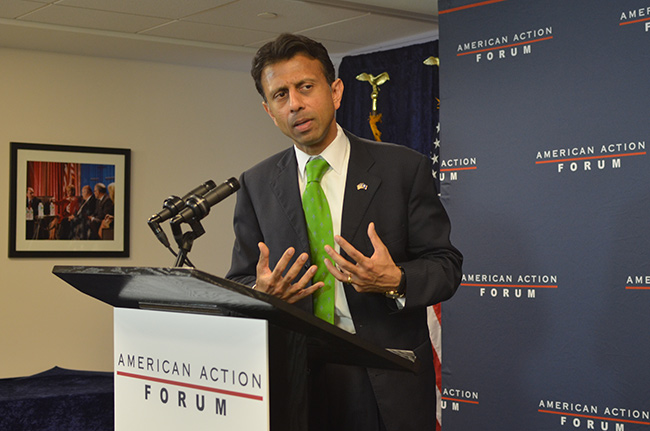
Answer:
170;217;205;268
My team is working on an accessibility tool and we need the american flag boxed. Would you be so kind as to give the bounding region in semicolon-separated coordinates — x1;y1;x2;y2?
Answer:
63;163;78;195
429;118;443;431
428;56;442;427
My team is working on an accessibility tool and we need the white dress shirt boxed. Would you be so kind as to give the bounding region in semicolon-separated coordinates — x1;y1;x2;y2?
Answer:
294;125;356;333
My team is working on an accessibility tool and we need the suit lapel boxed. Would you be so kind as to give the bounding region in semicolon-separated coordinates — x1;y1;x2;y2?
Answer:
341;134;381;245
269;149;311;256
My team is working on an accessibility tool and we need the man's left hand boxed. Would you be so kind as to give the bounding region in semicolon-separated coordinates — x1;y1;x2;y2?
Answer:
323;222;402;294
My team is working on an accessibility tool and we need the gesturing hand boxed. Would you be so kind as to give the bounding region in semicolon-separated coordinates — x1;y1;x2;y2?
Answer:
255;242;323;304
323;222;402;294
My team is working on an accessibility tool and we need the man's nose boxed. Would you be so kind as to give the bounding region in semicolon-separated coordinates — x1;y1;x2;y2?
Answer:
288;89;305;112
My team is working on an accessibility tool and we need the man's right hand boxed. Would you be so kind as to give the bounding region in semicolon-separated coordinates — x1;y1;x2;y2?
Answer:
255;242;323;304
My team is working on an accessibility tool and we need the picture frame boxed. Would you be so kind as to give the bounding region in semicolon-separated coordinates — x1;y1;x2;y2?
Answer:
9;142;131;257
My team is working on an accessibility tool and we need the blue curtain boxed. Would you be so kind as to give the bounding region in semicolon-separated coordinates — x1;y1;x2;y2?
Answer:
79;164;115;190
337;40;440;186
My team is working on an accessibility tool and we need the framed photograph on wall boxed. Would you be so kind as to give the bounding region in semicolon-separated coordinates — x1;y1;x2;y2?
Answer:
9;142;131;257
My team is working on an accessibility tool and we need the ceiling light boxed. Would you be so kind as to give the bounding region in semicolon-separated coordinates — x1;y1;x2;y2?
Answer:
257;12;278;19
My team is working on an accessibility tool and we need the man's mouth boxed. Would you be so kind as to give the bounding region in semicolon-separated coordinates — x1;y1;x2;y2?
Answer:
293;118;312;132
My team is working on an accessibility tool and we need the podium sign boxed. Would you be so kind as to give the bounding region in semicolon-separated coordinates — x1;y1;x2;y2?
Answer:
114;308;269;430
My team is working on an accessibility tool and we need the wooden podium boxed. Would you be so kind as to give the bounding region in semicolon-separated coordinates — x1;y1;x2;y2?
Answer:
53;266;418;430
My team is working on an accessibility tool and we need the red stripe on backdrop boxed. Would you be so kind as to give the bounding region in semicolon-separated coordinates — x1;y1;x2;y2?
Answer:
439;0;507;15
442;397;479;405
440;166;477;172
619;16;650;26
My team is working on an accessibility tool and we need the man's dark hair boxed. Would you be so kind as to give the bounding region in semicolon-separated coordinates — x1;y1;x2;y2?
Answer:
251;33;336;100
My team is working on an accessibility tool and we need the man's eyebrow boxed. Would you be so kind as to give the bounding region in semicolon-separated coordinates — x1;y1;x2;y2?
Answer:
270;78;315;94
271;84;288;94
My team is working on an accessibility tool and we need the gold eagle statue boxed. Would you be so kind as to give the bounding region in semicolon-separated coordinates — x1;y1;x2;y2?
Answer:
424;56;440;66
356;72;390;114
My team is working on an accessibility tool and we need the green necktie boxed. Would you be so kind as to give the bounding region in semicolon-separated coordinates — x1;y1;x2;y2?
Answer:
303;158;336;324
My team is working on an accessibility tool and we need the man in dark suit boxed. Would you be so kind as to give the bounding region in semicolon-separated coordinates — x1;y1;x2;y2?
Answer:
226;33;462;431
89;183;114;239
70;185;96;239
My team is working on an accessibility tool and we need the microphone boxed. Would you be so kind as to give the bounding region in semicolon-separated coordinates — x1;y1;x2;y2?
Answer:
171;177;240;225
148;180;217;225
148;180;217;247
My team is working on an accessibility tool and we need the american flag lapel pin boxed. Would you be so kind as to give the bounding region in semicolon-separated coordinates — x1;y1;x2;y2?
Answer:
357;182;368;191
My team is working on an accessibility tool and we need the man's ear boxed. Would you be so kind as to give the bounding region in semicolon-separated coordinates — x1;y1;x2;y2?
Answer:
262;101;279;127
331;78;344;110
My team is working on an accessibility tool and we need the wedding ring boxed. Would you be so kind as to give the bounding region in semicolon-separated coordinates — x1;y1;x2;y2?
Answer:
347;274;352;284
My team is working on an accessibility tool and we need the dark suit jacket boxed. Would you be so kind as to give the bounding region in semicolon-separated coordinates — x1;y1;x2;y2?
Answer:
227;130;462;430
94;194;114;220
89;194;114;239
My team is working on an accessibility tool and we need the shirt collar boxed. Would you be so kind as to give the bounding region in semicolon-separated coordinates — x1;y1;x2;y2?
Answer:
295;124;349;178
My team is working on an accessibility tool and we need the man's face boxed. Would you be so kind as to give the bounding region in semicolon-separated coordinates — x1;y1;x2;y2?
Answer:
261;54;343;155
27;188;34;199
94;186;101;199
82;187;91;199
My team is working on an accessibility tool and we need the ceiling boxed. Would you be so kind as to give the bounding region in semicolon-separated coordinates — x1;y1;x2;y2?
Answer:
0;0;438;71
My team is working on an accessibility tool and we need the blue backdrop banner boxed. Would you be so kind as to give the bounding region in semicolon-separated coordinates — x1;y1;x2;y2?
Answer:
438;0;650;430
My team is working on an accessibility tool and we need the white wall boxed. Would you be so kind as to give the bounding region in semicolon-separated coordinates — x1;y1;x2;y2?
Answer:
0;48;289;378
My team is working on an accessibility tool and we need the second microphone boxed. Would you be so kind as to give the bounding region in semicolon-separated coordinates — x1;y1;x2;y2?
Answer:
170;177;240;225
